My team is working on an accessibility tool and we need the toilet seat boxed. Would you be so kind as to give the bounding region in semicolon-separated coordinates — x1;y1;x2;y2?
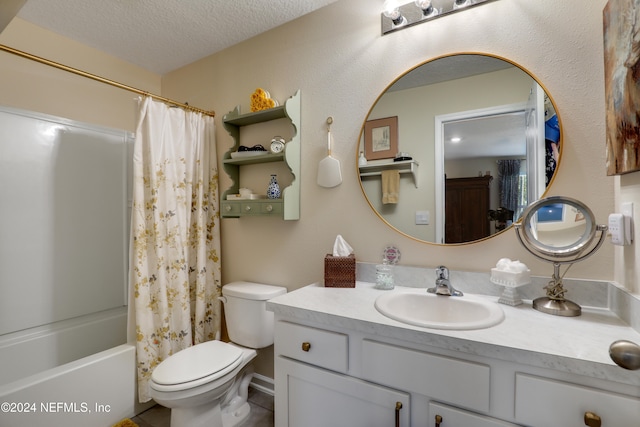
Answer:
150;341;244;392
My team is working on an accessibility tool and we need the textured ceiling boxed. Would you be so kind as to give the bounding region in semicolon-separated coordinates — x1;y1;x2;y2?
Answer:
16;0;339;74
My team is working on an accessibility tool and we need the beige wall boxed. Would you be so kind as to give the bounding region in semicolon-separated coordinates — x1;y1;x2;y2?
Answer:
162;0;615;289
161;0;621;377
0;18;161;131
2;0;636;380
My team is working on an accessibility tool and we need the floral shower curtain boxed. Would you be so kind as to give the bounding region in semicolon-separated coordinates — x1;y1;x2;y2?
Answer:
130;97;221;402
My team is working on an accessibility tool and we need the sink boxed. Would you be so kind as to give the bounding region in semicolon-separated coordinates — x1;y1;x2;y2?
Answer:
374;289;504;330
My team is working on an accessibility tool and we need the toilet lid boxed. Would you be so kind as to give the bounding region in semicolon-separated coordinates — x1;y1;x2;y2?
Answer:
151;341;243;386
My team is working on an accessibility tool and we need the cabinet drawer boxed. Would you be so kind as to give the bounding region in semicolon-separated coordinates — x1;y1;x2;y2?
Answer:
221;201;241;216
275;321;348;373
429;402;519;427
515;373;640;426
361;340;490;412
221;200;283;217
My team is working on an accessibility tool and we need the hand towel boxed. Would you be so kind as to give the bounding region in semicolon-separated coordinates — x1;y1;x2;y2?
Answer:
381;169;400;204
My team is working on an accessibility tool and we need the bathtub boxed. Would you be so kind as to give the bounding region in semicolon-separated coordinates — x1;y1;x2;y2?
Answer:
0;307;145;427
0;106;140;427
0;343;138;427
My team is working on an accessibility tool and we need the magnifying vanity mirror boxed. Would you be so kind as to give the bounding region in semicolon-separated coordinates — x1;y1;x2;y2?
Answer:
358;53;562;245
515;196;608;317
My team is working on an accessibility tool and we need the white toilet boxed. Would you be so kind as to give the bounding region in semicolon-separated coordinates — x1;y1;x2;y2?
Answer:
149;281;287;427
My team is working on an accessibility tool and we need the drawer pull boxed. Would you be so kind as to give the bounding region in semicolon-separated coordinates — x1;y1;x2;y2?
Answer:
301;342;311;352
245;205;252;211
435;414;443;427
225;205;232;211
584;412;601;427
395;401;402;427
266;204;273;212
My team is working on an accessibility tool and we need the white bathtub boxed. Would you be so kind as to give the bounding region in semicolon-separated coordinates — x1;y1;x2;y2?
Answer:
0;107;140;426
0;307;145;427
0;343;139;427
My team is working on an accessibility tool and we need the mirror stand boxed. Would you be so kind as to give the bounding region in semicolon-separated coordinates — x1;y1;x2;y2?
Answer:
514;196;608;317
531;262;584;316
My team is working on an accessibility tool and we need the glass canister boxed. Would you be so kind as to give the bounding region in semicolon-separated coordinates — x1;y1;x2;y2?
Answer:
375;262;395;290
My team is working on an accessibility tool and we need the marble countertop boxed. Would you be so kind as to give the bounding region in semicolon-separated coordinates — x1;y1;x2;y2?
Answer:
267;282;640;387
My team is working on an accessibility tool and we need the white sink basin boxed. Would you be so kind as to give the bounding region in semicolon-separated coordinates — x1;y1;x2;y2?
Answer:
374;289;504;330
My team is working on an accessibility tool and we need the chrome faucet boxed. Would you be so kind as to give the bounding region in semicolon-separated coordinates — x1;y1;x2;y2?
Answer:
427;266;463;296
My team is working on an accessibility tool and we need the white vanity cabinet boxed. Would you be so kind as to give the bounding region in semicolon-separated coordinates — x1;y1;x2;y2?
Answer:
274;321;410;427
269;283;640;427
273;316;640;427
514;374;640;426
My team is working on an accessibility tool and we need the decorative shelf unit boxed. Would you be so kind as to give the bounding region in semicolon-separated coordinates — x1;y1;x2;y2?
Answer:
221;90;300;219
359;160;419;188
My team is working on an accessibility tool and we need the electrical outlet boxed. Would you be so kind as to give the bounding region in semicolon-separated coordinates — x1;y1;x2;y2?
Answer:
609;205;633;246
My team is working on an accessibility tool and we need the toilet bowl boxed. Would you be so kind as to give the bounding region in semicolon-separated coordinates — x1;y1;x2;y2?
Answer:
148;281;287;427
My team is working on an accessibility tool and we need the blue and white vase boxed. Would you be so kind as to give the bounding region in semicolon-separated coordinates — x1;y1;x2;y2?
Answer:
267;174;281;199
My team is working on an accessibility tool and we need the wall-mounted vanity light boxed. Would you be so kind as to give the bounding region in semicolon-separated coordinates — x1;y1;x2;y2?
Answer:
382;0;499;35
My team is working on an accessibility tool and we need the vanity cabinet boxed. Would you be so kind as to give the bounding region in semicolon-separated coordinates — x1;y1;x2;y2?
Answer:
274;321;410;426
273;315;640;427
514;374;640;426
221;90;300;220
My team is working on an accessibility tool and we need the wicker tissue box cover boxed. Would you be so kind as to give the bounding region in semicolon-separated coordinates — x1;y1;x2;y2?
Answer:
324;254;356;288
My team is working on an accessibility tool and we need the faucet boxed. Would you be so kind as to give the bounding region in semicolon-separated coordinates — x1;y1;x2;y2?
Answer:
427;266;463;296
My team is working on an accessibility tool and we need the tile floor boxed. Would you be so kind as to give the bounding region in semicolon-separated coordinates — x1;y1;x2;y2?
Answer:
131;387;274;427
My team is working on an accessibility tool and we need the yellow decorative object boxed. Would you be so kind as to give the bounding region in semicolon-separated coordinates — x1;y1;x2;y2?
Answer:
112;419;139;427
250;88;278;112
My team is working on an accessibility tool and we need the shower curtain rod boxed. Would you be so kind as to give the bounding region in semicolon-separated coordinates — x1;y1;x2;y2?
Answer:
0;43;215;117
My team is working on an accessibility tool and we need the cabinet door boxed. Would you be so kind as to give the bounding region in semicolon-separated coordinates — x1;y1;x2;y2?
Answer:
429;402;520;427
275;356;409;427
515;374;640;426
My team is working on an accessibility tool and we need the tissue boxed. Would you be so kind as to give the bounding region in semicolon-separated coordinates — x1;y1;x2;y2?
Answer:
491;258;531;306
490;258;531;287
332;234;353;257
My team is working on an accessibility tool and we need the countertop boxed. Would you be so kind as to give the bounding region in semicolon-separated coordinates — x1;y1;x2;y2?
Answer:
267;282;640;387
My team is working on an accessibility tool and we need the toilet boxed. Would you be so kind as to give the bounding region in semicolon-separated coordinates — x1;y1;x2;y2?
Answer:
149;281;287;427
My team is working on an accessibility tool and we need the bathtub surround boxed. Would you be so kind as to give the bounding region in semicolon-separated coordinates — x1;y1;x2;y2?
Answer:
131;97;222;402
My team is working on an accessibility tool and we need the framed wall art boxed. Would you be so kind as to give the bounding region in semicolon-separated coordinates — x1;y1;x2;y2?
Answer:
604;0;640;175
364;116;398;160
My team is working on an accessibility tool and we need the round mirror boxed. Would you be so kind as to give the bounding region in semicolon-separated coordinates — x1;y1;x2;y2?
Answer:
517;196;596;258
358;53;562;245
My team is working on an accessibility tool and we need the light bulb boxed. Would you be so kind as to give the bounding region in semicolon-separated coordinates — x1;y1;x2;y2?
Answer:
383;0;406;26
453;0;474;9
414;0;434;16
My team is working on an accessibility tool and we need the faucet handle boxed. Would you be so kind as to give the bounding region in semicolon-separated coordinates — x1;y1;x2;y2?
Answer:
436;266;449;280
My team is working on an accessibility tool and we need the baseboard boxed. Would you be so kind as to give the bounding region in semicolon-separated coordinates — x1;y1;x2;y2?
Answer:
250;373;274;396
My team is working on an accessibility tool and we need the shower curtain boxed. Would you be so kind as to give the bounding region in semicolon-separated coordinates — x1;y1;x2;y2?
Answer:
130;97;221;402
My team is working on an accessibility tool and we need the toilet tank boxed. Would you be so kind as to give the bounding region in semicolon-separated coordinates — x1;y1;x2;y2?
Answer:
221;281;287;349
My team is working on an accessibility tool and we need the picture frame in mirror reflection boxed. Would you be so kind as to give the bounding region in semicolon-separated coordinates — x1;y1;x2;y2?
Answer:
364;116;398;160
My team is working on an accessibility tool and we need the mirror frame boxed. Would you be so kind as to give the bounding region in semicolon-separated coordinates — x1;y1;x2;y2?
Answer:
357;52;563;245
517;196;596;258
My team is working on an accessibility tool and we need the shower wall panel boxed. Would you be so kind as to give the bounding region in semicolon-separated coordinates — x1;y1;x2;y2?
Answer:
0;105;131;336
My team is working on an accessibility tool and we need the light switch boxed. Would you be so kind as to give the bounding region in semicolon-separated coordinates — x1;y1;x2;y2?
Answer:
416;211;429;225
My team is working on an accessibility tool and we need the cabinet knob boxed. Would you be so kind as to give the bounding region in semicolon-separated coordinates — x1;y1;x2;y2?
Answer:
435;414;443;427
225;205;231;211
245;205;252;211
301;342;311;352
584;412;601;427
266;204;273;212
